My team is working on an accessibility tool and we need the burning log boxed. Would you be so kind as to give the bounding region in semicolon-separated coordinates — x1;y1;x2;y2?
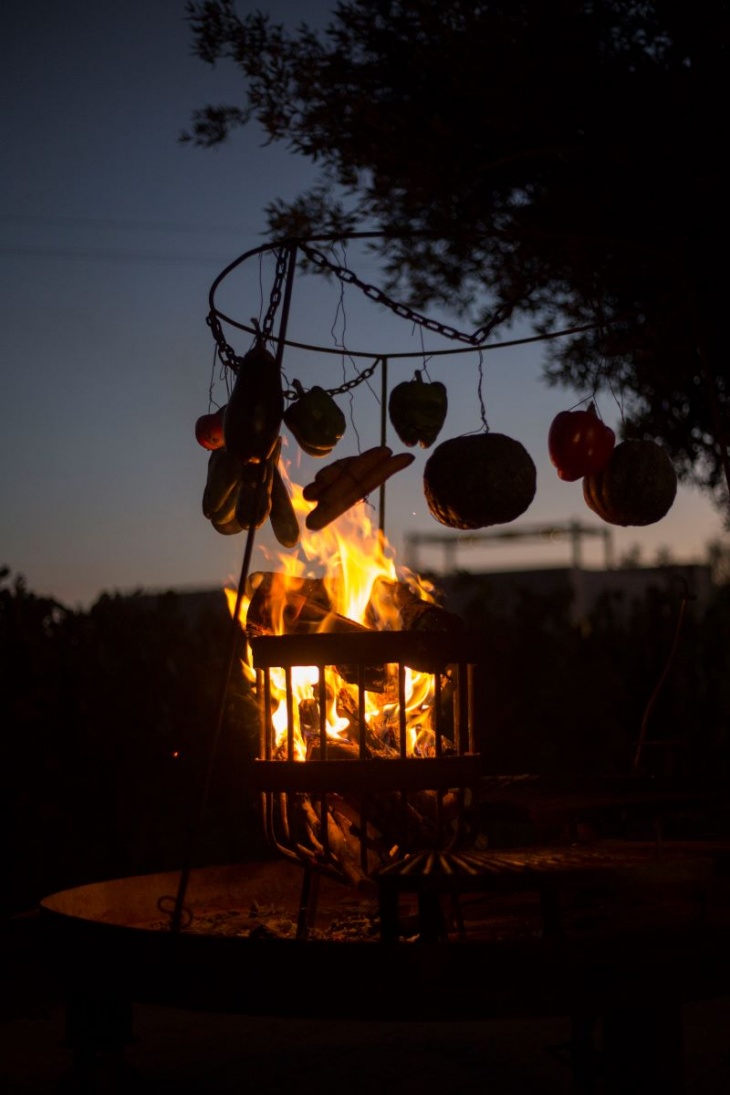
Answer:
246;571;384;690
305;685;401;757
300;797;373;891
246;572;370;638
307;737;360;762
331;795;390;866
248;571;388;691
292;780;465;885
299;697;320;738
365;577;464;633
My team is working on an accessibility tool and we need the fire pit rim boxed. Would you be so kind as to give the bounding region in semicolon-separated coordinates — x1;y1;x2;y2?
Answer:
37;856;730;1023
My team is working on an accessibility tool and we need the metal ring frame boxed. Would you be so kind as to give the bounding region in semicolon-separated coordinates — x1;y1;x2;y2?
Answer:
207;232;605;362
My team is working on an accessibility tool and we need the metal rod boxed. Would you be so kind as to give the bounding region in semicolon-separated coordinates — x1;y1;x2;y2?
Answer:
398;662;407;756
379;356;388;537
357;664;368;872
274;242;298;373
262;668;272;759
169;517;258;932
467;663;476;753
169;246;299;933
357;666;366;760
208;234;625;361
457;663;469;754
317;665;327;760
285;666;294;760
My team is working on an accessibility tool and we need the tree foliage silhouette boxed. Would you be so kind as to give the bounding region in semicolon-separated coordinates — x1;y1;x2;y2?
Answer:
184;0;729;510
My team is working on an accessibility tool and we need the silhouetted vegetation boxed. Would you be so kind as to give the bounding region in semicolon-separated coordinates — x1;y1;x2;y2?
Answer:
2;568;265;916
458;575;730;781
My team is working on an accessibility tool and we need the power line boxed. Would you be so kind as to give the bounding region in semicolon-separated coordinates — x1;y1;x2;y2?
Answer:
1;213;256;234
0;244;234;265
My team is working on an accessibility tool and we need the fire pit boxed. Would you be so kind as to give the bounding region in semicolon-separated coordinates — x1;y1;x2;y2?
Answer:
39;844;730;1092
248;628;483;894
40;846;730;1013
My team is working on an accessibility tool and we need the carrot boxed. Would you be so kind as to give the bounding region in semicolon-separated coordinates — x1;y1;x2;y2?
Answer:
302;445;392;501
305;451;415;531
301;458;352;501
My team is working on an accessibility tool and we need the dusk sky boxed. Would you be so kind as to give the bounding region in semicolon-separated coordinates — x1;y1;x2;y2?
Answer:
2;1;725;610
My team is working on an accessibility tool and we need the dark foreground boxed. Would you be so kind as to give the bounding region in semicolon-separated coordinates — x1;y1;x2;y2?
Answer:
2;909;730;1095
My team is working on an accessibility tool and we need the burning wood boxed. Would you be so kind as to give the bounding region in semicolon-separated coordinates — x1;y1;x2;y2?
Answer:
247;573;461;640
307;737;361;762
365;577;464;634
300;797;374;890
246;572;369;638
246;571;386;690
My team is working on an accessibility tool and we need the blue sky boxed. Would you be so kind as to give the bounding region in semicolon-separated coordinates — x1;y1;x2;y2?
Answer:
1;1;725;609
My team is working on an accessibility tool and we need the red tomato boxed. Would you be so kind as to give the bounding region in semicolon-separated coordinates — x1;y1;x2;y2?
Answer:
548;406;615;481
195;406;226;450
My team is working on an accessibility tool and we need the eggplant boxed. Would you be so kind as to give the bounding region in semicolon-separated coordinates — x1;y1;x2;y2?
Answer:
223;339;283;464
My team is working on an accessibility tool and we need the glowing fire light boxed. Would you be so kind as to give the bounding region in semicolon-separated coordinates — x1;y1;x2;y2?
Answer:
225;456;442;760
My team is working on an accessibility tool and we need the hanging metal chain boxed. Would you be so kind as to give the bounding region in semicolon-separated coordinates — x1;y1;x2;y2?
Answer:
260;246;289;340
206;237;499;397
299;243;501;347
206;310;239;371
283;357;382;401
206;246;289;373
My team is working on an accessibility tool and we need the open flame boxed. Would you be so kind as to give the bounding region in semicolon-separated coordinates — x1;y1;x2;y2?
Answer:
225;455;442;761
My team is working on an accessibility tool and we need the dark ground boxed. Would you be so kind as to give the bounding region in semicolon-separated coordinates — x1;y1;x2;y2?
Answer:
2;911;730;1094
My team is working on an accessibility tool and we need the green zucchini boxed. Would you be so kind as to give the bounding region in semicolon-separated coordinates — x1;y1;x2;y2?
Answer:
203;448;242;520
270;463;300;547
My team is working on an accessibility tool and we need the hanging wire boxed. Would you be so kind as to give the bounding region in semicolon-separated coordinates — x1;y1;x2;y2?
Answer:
206;342;219;410
299;241;510;347
475;348;489;431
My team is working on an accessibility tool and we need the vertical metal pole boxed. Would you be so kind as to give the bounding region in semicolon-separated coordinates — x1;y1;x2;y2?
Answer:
467;663;476;753
317;665;327;760
433;671;443;757
285;667;294;760
170;244;299;933
274;242;298;372
262;668;272;759
398;662;408;756
604;528;614;569
317;664;329;859
357;664;369;873
570;520;581;569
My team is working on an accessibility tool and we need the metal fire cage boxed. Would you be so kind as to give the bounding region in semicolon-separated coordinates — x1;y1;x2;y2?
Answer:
248;630;484;886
